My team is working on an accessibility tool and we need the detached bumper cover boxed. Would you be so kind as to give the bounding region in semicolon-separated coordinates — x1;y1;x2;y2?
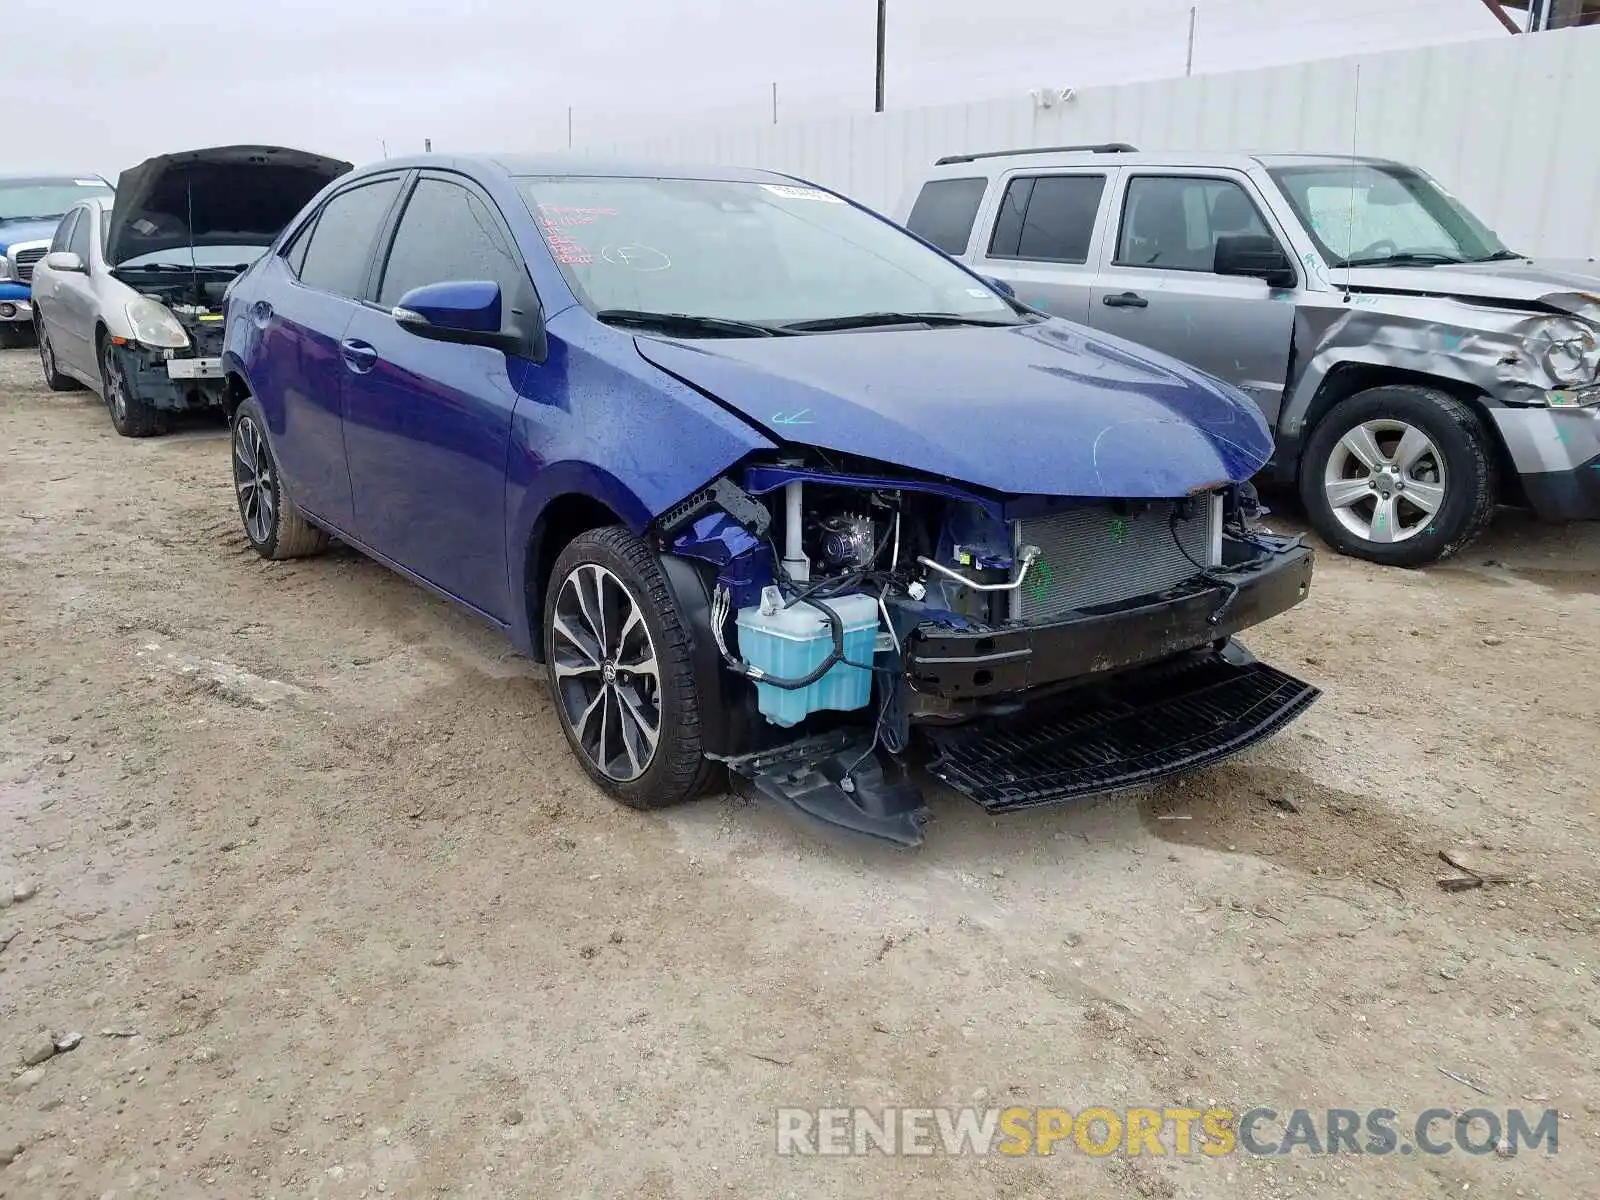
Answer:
904;540;1314;700
926;644;1321;813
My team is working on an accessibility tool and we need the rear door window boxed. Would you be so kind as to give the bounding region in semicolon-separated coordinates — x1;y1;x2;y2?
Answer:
297;178;403;299
904;177;988;255
987;174;1105;263
377;178;525;309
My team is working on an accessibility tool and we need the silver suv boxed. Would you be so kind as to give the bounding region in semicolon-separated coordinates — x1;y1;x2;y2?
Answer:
896;145;1600;566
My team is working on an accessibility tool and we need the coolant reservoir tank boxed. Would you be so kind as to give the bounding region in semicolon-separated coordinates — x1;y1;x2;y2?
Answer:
735;589;879;727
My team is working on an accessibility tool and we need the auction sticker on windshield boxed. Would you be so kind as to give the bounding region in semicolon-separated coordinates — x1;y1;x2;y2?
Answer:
761;184;843;203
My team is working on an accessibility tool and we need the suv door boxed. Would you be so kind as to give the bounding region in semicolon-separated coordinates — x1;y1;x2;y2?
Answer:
340;172;532;622
1088;172;1297;421
253;174;406;530
970;169;1117;324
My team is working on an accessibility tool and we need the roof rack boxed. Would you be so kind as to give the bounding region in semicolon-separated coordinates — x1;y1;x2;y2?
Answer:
934;143;1139;166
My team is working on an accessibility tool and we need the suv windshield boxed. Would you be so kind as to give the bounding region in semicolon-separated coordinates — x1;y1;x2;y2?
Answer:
0;178;112;223
1268;163;1512;268
517;176;1024;332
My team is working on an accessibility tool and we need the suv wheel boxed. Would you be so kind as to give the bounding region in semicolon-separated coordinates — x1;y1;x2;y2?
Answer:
544;526;716;810
231;398;331;559
101;340;166;437
1300;384;1497;567
37;321;80;392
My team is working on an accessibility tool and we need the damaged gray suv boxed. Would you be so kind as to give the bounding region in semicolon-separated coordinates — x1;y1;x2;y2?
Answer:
899;146;1600;566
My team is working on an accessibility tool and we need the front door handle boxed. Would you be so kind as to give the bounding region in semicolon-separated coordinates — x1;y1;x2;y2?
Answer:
340;338;379;374
1102;292;1149;309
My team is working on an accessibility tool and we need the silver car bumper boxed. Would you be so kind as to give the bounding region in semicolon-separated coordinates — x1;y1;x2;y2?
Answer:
0;299;33;323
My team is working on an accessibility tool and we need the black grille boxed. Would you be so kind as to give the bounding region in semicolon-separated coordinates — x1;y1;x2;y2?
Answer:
13;247;46;282
925;654;1320;813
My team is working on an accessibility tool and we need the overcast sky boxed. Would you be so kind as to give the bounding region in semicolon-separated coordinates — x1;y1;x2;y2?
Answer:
7;0;1506;177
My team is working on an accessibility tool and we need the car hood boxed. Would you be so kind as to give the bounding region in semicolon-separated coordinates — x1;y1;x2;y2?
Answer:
633;320;1274;498
0;218;63;253
105;145;352;267
1340;258;1600;320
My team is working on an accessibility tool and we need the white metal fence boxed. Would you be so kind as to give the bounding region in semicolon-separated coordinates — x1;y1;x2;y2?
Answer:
573;25;1600;259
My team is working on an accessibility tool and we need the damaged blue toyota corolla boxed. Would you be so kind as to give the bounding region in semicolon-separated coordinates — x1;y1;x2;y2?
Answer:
219;154;1321;846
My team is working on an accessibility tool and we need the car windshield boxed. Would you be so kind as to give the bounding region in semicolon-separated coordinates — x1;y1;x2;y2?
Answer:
0;178;112;223
115;244;267;271
1267;163;1512;267
517;175;1024;332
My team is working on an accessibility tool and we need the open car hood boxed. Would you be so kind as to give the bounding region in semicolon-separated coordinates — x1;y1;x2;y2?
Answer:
633;320;1274;498
106;145;351;267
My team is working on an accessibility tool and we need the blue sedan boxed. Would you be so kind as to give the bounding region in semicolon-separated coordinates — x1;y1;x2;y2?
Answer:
219;154;1318;847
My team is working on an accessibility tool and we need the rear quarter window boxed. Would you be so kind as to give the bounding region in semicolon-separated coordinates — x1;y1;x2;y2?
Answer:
905;177;988;255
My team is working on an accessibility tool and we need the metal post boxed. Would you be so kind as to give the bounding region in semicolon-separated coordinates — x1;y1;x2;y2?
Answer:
772;81;778;125
567;107;574;148
874;0;887;112
1185;6;1197;76
424;138;432;152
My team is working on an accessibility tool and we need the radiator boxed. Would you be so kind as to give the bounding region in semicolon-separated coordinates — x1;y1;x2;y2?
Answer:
1014;496;1219;621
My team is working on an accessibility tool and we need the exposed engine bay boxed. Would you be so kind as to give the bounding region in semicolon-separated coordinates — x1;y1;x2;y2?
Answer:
655;459;1320;847
109;266;236;410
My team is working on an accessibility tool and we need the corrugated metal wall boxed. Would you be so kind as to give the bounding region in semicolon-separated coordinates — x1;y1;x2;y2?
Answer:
575;26;1600;258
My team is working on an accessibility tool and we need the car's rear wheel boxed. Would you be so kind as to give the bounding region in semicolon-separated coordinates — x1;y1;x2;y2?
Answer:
544;526;717;810
1300;384;1497;567
101;339;166;437
37;320;80;392
231;397;331;560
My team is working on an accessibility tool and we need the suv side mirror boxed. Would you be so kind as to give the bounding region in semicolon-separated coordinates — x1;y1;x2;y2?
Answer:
43;251;85;273
393;280;527;353
1213;234;1296;289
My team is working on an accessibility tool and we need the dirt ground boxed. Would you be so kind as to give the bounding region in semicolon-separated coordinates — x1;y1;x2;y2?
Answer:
1;343;1596;1200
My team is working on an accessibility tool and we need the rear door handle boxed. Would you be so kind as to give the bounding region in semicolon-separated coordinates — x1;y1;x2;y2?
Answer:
340;338;379;374
1102;292;1149;309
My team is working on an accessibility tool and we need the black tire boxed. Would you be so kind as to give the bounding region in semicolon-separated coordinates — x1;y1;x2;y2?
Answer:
1299;384;1497;568
544;526;717;810
100;338;166;437
36;318;81;392
230;397;330;560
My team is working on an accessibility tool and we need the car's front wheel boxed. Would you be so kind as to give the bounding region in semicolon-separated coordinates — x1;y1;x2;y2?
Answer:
101;339;166;437
231;397;331;560
1300;384;1497;567
544;526;716;810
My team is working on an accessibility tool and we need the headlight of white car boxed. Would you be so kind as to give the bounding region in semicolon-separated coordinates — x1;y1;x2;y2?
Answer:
125;297;190;350
1533;316;1600;389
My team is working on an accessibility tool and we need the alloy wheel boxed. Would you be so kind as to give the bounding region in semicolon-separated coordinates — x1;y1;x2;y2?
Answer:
102;347;128;423
1322;419;1446;545
232;416;277;547
39;329;55;379
551;563;662;782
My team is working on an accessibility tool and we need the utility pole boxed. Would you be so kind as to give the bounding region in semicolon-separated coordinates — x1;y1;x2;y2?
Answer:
424;138;432;152
772;81;779;125
1185;6;1197;76
567;106;574;148
874;0;887;112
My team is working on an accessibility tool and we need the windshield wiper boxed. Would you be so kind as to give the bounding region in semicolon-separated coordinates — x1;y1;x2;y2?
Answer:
596;308;786;338
117;262;248;274
777;311;1020;333
1337;252;1467;268
1471;249;1528;263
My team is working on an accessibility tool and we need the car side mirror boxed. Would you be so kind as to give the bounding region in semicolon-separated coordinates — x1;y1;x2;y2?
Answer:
393;280;527;353
1213;234;1297;289
43;251;85;274
984;275;1016;299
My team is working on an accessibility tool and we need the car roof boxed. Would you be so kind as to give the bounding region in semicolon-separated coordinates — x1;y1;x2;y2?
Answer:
920;148;1404;178
0;172;110;183
346;152;799;186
